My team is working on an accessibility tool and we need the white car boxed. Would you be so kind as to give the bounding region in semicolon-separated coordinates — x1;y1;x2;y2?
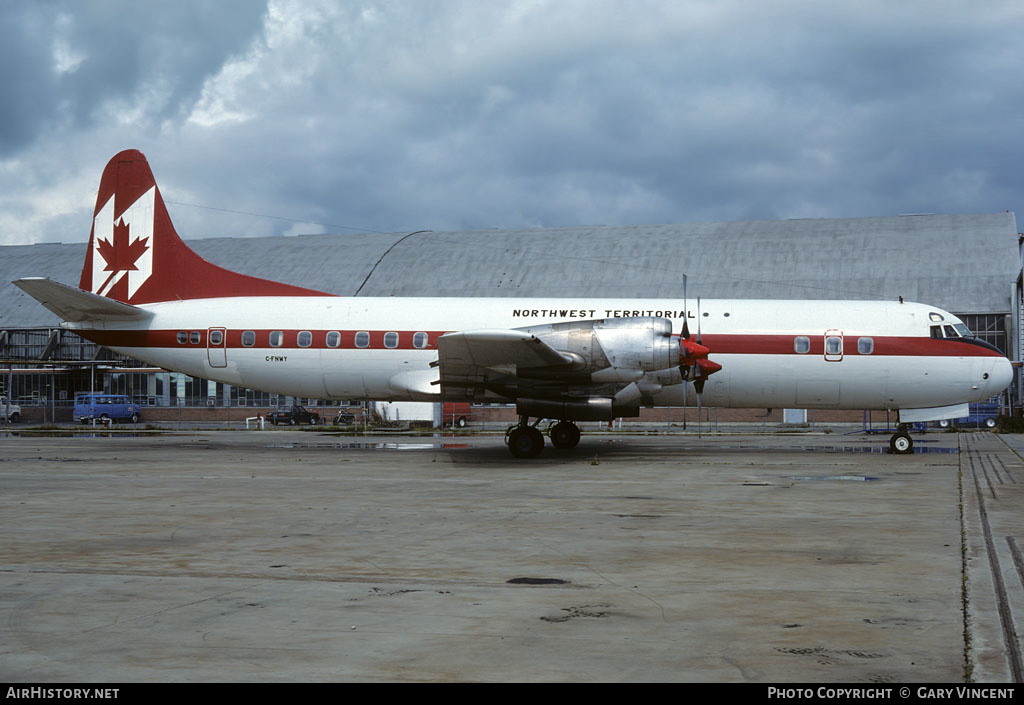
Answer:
0;399;22;423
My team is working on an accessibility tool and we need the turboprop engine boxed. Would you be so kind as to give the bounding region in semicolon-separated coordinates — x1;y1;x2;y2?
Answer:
515;317;692;420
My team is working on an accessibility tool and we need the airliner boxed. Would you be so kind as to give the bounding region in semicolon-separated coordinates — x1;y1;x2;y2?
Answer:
13;150;1013;457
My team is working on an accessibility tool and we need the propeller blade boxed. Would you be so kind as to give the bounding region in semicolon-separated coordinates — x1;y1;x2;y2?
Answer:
696;296;702;345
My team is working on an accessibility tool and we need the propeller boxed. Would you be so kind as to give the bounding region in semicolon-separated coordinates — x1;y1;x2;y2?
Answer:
678;293;722;409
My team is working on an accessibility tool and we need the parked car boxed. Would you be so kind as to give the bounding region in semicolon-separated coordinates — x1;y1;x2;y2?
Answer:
936;398;1000;429
74;394;141;424
267;405;320;425
0;398;22;423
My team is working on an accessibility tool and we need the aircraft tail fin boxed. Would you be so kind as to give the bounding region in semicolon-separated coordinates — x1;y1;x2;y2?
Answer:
13;277;154;322
78;149;333;304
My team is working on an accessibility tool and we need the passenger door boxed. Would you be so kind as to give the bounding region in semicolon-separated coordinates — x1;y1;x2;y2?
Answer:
207;327;227;368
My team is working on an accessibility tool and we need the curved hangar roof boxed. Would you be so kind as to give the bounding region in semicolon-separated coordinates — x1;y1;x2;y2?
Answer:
1;212;1018;328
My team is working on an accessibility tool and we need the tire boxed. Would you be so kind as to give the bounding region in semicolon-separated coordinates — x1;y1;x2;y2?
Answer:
985;418;997;429
890;432;913;454
309;416;319;425
508;427;544;458
549;421;581;449
938;419;950;429
9;412;20;423
456;416;467;428
130;413;139;424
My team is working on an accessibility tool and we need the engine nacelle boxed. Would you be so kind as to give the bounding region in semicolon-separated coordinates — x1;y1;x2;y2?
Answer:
516;396;641;421
522;316;680;377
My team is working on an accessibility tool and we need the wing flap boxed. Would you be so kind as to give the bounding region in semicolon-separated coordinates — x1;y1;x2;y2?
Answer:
13;277;153;322
436;329;574;398
438;329;573;368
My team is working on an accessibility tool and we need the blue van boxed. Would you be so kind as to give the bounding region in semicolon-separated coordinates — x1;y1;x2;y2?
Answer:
74;394;141;424
936;397;1000;429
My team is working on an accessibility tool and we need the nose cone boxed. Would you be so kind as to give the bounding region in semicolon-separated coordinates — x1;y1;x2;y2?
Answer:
989;356;1014;396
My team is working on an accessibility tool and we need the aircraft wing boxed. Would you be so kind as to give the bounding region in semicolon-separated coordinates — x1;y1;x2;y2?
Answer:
435;329;576;398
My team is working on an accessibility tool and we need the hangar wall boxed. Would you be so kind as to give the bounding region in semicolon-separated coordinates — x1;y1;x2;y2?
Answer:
1;212;1019;419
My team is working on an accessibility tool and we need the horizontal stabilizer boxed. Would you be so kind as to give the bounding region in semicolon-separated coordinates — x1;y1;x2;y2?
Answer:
13;277;153;322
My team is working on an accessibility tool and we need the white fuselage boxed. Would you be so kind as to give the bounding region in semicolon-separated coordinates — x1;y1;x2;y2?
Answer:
67;296;1013;412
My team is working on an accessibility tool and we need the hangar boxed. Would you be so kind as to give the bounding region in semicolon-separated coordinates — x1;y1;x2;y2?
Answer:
0;211;1020;422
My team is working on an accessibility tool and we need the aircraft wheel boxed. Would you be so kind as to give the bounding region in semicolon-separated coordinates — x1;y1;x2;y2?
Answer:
549;421;581;449
508;426;545;458
889;432;914;454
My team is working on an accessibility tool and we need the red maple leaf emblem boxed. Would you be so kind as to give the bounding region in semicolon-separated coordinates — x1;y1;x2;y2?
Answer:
97;218;149;272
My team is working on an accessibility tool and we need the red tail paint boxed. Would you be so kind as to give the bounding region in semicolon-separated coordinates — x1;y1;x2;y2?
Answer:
79;149;333;304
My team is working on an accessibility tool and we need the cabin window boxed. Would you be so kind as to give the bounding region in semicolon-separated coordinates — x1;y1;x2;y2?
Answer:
384;332;399;349
413;332;429;349
209;330;223;346
242;331;256;347
326;331;341;348
858;337;874;354
298;331;312;348
177;331;187;345
794;336;810;354
189;331;201;345
825;336;843;355
355;331;370;348
269;331;283;347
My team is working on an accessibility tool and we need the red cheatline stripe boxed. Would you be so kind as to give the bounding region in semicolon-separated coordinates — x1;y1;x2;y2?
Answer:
76;329;1005;357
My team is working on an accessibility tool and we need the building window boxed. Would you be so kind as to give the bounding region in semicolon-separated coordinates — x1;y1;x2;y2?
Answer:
858;337;874;354
794;336;810;354
269;331;283;347
956;313;1007;355
242;331;256;347
298;331;312;348
326;331;341;348
355;331;370;348
384;332;399;349
413;332;429;349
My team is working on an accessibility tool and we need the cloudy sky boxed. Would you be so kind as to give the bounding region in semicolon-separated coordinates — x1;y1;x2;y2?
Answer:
1;0;1022;247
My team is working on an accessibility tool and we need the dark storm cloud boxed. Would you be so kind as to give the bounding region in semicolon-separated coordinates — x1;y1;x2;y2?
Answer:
2;1;1023;246
0;1;266;155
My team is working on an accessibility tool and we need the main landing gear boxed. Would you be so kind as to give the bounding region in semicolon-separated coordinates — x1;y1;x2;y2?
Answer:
505;418;582;458
889;424;914;454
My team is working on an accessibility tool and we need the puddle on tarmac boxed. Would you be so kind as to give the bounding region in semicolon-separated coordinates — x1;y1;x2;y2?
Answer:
0;431;174;438
789;475;880;482
267;442;470;450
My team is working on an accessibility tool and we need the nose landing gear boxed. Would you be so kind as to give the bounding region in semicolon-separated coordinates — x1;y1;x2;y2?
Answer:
889;424;914;454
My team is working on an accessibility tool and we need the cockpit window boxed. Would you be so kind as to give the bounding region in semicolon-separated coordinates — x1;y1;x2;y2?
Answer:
954;323;972;337
943;325;958;338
